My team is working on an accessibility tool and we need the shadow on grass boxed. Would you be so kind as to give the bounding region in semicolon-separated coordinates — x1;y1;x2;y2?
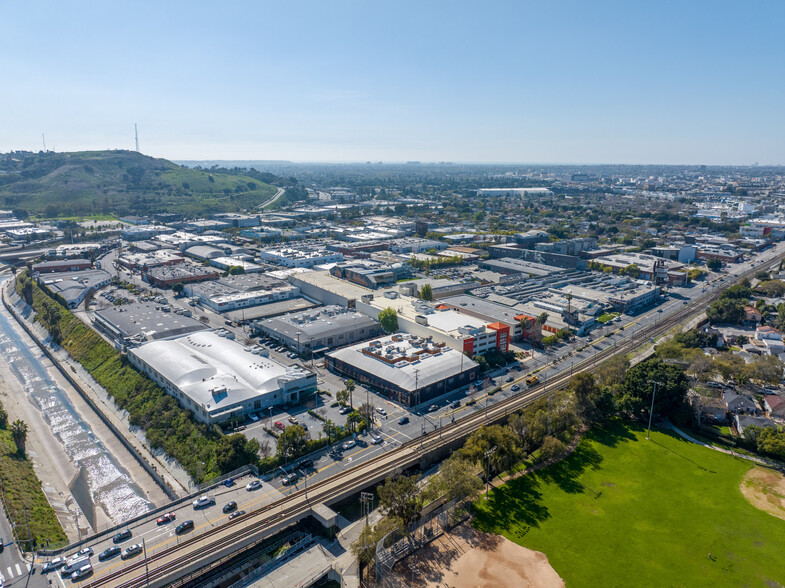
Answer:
650;428;718;474
473;420;643;535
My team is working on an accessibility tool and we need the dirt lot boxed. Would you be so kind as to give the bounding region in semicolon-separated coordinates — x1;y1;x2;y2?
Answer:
389;523;564;588
740;466;785;521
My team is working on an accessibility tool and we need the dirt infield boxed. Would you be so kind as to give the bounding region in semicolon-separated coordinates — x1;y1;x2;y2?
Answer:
740;466;785;521
389;523;564;588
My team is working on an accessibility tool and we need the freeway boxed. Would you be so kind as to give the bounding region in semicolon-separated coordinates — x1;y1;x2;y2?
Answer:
80;245;785;588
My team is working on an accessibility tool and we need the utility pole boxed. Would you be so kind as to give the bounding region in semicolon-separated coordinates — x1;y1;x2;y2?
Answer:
142;537;150;587
547;393;551;436
484;446;497;499
414;368;420;410
646;380;662;440
23;506;32;552
360;492;374;528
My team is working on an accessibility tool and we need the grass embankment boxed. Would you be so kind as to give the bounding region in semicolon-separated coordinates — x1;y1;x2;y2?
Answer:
473;420;785;587
15;273;223;480
0;428;67;550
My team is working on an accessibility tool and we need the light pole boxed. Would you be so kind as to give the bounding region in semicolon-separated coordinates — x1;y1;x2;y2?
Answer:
296;331;301;358
646;380;662;440
269;406;273;429
484;446;497;499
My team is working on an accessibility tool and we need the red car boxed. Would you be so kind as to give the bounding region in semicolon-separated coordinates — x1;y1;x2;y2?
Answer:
273;421;285;430
156;512;176;525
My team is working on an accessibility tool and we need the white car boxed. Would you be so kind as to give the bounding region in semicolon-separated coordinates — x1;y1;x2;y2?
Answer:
246;480;262;491
192;495;215;509
375;407;387;416
342;440;356;450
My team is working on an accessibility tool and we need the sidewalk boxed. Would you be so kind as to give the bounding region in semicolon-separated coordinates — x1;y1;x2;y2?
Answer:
665;421;783;469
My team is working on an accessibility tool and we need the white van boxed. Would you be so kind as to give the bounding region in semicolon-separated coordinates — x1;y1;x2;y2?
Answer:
61;556;89;577
70;563;93;580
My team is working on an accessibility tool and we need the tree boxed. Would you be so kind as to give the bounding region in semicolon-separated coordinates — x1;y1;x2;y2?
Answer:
319;419;337;445
746;355;784;385
758;280;785;297
172;282;185;296
378;474;421;528
358;402;375;429
426;453;482;503
345;410;363;433
378;307;398;333
460;424;520;475
346;379;356;410
706;258;723;271
336;388;350;406
351;517;398;571
616;360;691;425
277;425;307;461
216;433;259;473
420;283;433;302
10;420;29;454
706;298;745;324
540;436;567;461
473;211;485;223
569;372;606;423
228;265;245;275
0;406;7;429
624;264;641;279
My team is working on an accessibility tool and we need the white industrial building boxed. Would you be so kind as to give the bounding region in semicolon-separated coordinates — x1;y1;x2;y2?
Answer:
259;246;343;268
129;331;317;424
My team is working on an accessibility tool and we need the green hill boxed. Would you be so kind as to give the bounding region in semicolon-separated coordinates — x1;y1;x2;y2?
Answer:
0;150;279;218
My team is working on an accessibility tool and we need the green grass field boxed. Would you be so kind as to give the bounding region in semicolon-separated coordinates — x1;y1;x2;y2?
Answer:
0;429;67;550
473;420;785;587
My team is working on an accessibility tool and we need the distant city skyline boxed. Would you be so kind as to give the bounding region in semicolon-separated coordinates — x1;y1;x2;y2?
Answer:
1;1;783;165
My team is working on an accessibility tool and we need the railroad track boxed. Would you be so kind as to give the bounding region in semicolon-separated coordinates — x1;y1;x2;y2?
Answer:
84;256;780;588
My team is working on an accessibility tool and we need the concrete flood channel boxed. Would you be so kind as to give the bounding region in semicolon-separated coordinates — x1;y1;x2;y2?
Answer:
0;300;153;529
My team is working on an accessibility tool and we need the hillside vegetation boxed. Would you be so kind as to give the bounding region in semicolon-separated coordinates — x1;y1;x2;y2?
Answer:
0;150;278;217
15;271;262;483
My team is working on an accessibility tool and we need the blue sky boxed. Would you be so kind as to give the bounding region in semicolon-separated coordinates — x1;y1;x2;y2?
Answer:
1;1;783;164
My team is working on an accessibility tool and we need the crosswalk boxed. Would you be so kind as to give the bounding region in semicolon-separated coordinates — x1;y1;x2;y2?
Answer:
5;562;31;580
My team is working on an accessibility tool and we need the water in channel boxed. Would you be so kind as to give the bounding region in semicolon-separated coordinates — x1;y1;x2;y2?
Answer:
0;304;152;526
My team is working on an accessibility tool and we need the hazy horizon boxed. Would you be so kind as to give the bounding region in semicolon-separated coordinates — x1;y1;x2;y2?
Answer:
2;1;783;165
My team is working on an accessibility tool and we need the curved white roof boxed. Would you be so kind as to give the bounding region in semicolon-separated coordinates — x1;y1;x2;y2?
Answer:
130;331;310;411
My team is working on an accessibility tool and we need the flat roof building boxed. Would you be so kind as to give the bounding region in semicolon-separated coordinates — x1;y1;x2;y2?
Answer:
254;305;383;354
38;269;111;309
388;238;447;255
259;246;343;268
185;274;299;312
129;331;317;424
144;264;220;288
325;333;479;407
93;302;209;346
33;258;92;274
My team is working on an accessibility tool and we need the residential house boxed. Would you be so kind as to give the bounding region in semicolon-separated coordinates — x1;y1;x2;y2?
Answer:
763;395;785;421
723;389;760;415
735;414;777;436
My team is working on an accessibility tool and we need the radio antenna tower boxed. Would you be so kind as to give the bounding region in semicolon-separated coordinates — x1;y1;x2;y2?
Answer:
42;134;47;151
134;124;139;152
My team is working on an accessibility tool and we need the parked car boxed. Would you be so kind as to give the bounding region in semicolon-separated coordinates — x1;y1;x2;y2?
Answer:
192;495;215;509
112;529;132;544
121;544;143;559
376;407;387;416
281;473;299;486
223;501;238;513
505;376;514;382
370;434;383;445
246;480;262;491
398;416;409;425
339;406;352;415
175;520;194;535
342;440;356;450
274;421;285;430
229;510;246;520
298;458;314;468
451;400;461;409
98;547;121;561
223;478;236;488
511;384;520;392
428;404;439;412
156;512;176;525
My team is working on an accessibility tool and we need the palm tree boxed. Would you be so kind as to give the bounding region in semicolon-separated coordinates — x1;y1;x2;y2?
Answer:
346;379;356;410
10;420;29;454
